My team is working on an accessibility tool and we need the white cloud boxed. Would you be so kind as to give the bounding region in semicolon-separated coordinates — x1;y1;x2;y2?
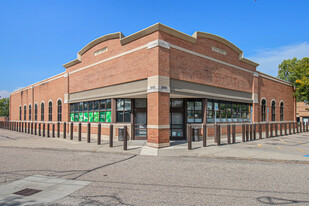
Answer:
248;42;309;77
0;90;10;98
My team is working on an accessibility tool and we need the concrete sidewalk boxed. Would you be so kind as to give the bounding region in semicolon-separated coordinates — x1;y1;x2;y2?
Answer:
1;128;309;162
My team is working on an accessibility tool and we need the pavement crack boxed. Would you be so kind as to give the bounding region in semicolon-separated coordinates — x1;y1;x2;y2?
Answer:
72;155;136;180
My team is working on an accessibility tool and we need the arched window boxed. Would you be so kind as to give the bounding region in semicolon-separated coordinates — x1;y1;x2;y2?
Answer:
41;102;45;121
48;101;53;121
34;104;38;121
19;106;22;120
261;99;266;121
29;105;32;120
271;100;276;121
24;105;27;120
280;102;284;121
57;100;62;122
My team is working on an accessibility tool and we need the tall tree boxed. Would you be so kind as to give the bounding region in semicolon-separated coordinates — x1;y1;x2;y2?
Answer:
277;57;309;102
0;97;9;117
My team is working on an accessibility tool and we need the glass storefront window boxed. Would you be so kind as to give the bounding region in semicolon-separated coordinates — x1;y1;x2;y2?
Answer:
187;99;202;123
207;100;251;123
117;99;131;122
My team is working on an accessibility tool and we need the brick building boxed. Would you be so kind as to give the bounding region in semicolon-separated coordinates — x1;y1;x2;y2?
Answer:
9;23;296;148
296;102;309;122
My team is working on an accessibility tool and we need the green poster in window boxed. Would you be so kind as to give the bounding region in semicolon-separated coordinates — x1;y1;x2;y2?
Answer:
74;113;79;122
99;112;105;122
94;112;99;122
79;113;83;122
106;111;111;122
83;113;89;122
89;112;93;122
70;113;74;122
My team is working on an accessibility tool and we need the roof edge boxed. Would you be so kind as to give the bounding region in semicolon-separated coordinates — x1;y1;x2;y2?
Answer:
120;23;197;45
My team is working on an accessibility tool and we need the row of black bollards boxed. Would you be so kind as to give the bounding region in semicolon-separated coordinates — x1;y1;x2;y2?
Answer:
186;121;309;150
0;121;131;150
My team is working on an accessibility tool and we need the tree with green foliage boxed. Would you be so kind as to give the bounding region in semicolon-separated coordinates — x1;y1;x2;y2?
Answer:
0;97;9;117
277;57;309;102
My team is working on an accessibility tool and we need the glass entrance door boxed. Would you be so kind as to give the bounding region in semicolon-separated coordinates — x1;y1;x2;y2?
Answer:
134;99;147;140
170;99;185;140
135;112;147;139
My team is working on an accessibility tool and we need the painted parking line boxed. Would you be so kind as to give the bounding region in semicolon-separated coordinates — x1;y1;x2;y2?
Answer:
258;144;261;148
277;146;282;150
297;148;306;153
279;139;287;144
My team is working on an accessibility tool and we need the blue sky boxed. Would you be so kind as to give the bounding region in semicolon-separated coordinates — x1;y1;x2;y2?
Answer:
1;0;309;98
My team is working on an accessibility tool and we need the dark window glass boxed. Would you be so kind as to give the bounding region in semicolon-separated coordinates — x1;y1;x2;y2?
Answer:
261;99;266;121
106;99;111;110
83;102;88;112
41;103;44;121
88;101;94;111
57;100;62;121
74;103;79;112
135;99;147;108
19;106;22;120
94;101;99;111
49;102;52;121
24;105;26;120
28;105;32;120
280;102;284;121
117;99;131;122
187;99;202;123
34;104;38;121
271;101;276;121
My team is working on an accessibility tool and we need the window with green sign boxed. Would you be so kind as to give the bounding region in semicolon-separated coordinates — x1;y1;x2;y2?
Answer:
70;99;112;123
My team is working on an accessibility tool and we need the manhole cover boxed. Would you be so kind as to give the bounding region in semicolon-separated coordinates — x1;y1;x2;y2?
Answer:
13;188;42;196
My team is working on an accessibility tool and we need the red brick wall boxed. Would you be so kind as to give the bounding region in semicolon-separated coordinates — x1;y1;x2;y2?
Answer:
258;76;294;121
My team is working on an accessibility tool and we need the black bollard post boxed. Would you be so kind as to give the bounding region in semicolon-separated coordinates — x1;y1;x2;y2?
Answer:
87;123;90;143
31;123;33;134
28;123;30;134
280;123;283;136
124;125;128;151
70;122;73;140
293;122;296;134
259;123;262;139
97;123;101;145
232;124;236;143
253;123;256;140
188;124;192;150
35;123;37;135
39;123;41;136
285;123;287;136
63;122;66;139
52;124;55;137
57;122;60;138
246;124;249;141
43;123;45;137
202;123;207;147
289;122;292;134
227;124;231;144
249;124;253;141
109;124;113;147
270;123;273;137
47;123;50;138
217;124;221;146
275;123;278;137
266;123;269;138
242;124;245;142
78;122;81;141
